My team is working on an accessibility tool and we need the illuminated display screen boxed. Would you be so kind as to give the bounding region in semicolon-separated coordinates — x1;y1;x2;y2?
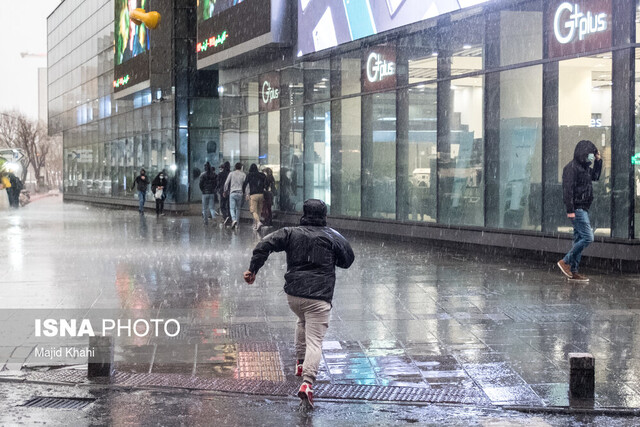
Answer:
114;0;151;92
198;0;246;22
197;0;271;60
297;0;490;56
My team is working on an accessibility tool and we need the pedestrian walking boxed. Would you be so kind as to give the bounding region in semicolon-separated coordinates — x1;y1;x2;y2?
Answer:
243;163;267;230
6;172;23;208
557;140;602;282
132;168;150;215
151;170;167;217
262;167;276;226
218;161;231;225
224;162;246;229
199;162;217;225
243;199;355;408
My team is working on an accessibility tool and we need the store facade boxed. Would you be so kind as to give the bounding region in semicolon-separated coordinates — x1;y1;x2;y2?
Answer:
201;0;640;264
50;0;640;264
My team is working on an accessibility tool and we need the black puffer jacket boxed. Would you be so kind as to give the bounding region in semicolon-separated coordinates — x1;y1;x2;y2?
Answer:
199;170;217;194
248;199;355;304
217;162;231;195
562;140;602;214
243;170;267;196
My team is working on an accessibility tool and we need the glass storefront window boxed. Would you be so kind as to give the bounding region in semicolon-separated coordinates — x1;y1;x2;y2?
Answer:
635;49;640;238
363;91;396;219
332;96;361;217
304;102;331;206
220;82;242;118
402;85;437;222
281;67;304;107
495;65;542;230
337;55;360;96
439;76;484;226
558;54;612;236
242;79;259;114
240;115;259;167
280;106;304;212
441;14;484;77
304;60;330;103
493;1;542;67
221;118;240;165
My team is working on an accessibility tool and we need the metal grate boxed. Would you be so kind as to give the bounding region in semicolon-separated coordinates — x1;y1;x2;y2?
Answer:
25;370;489;405
502;304;591;322
20;396;95;410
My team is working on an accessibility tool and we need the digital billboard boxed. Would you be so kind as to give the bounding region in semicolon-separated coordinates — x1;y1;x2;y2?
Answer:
198;0;246;22
297;0;490;56
197;0;273;62
114;0;151;93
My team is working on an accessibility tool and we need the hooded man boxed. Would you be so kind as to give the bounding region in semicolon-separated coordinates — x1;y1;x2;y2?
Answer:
557;140;602;282
132;168;150;215
243;199;355;408
217;161;231;224
199;162;217;225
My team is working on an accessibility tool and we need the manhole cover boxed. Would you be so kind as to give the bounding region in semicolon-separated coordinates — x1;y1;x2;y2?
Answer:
20;396;95;410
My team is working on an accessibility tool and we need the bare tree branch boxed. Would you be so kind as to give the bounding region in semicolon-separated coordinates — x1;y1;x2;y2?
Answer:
0;111;57;186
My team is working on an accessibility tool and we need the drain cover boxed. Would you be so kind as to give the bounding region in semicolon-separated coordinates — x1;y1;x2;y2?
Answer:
21;396;95;410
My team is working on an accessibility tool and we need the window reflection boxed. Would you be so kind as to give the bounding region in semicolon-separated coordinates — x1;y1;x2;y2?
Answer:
363;91;396;220
439;77;484;226
557;55;611;236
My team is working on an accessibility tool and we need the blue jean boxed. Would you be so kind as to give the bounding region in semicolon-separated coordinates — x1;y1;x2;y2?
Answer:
138;190;146;212
202;194;215;222
563;209;594;273
229;192;243;222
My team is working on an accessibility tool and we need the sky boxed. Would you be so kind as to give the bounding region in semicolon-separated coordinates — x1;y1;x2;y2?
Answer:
0;1;62;120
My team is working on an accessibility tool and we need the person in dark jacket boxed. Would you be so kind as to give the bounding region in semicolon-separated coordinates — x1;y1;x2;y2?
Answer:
217;161;231;225
242;163;267;230
557;140;602;282
243;199;354;408
262;167;276;226
6;172;22;208
151;171;167;217
199;162;217;225
132;168;150;215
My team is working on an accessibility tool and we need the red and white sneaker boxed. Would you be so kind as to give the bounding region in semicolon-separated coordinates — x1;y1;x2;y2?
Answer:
295;360;303;377
298;382;314;408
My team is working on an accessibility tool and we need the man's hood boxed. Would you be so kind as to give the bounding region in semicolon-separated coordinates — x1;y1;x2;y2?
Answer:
573;140;597;165
300;199;327;226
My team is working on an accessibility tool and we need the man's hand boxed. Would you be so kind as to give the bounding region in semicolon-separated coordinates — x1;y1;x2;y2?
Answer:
243;270;256;284
567;213;575;219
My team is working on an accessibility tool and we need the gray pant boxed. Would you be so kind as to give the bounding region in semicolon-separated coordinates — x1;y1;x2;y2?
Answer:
286;294;331;384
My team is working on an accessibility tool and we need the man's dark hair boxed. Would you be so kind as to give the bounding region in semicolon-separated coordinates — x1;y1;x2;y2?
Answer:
235;162;242;170
249;163;258;173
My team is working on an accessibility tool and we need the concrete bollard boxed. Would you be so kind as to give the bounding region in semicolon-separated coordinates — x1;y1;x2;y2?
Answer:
88;335;114;378
569;352;595;399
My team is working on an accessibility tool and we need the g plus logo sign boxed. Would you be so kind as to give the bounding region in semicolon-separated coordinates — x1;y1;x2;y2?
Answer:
262;81;279;104
366;52;395;83
554;2;607;44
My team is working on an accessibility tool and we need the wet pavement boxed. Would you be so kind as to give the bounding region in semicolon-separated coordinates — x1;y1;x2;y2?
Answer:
3;382;638;426
2;198;640;418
